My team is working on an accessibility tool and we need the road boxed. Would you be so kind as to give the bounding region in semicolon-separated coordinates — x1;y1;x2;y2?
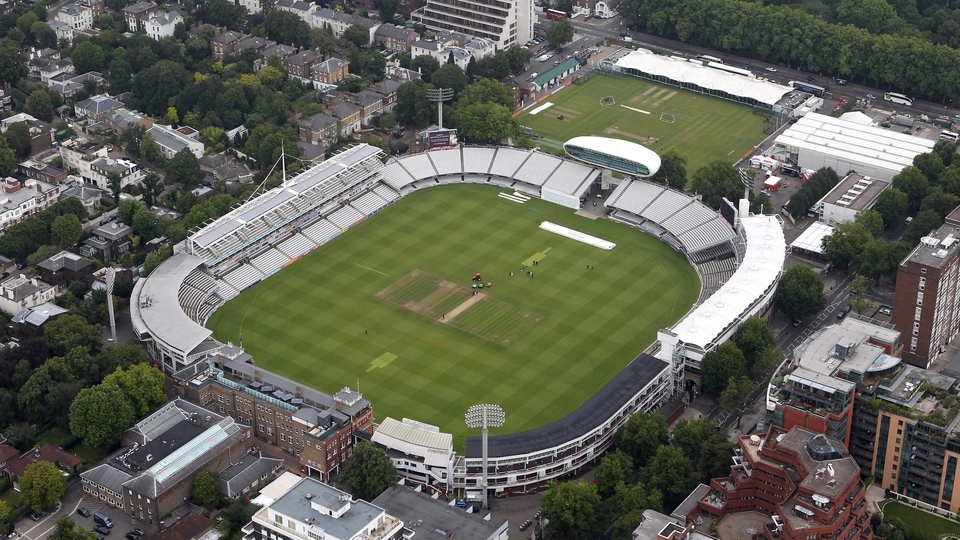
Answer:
13;481;84;540
528;14;960;120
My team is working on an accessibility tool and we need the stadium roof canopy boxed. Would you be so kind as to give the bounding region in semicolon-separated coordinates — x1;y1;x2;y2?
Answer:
130;252;210;355
671;214;785;351
464;353;668;458
614;49;792;106
563;136;662;177
791;221;834;255
774;112;935;176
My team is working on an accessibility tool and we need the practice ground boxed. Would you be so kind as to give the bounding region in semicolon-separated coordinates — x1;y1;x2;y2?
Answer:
207;184;699;446
517;74;766;177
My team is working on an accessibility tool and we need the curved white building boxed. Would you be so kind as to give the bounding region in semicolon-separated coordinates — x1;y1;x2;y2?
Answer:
563;136;662;177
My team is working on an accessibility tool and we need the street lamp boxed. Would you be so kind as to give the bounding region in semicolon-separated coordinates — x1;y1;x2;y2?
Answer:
465;404;505;509
426;87;455;129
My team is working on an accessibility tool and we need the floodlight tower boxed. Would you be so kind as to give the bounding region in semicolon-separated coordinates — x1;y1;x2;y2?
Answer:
465;404;505;509
426;88;454;129
105;267;117;344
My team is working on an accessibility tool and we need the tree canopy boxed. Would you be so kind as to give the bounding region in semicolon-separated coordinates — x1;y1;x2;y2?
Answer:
649;147;687;190
690;160;742;209
546;19;574;47
20;461;68;512
340;441;397;501
699;341;748;395
613;412;668;467
873;188;908;227
639;446;698;511
822;221;873;268
778;264;825;320
191;470;219;508
541;481;603;540
69;384;136;448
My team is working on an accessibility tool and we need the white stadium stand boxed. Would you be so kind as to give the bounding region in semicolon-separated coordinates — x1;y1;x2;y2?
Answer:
542;161;598;195
489;147;530;178
379;162;416;190
303;219;340;244
221;263;265;293
514;152;562;186
606;180;664;215
427;148;463;176
399;153;438;179
276;234;316;259
328;205;364;229
640;190;692;223
351;192;388;216
373;184;400;202
461;147;496;174
249;248;291;275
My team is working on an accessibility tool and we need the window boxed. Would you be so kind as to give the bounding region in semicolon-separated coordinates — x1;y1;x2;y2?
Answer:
897;429;902;435
921;268;927;273
896;438;901;444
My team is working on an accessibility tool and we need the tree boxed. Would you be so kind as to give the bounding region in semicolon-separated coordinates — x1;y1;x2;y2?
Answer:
118;199;146;225
847;275;872;314
4;422;36;450
342;24;370;48
903;209;943;246
0;500;8;524
339;441;397;501
132;207;158;240
546;19;574;47
395;80;435;127
699;435;737;479
107;171;121;204
167;149;204;188
734;316;775;374
4;121;32;157
132;60;189;117
140;132;159;163
540;481;603;540
609;482;662;540
699;341;747;396
932;140;957;168
202;0;247;30
593;450;633;499
454;102;519;143
50;214;82;248
613;413;668;467
0;135;14;177
874;188;909;227
855;209;884;237
892;166;930;205
859;239;909;282
50;515;96;540
191;470;219;508
639;446;698;511
45;315;103;357
778;264;825;320
410;55;440;83
375;0;400;22
457;78;515;109
913;152;945;183
432;64;468;94
20;461;67;512
671;418;717;465
690;160;743;209
263;11;311;48
141;173;163;207
822;221;872;269
27;90;53;122
69;384;135;448
650;147;687;190
71;41;104;74
719;376;756;428
920;187;960;219
0;41;27;86
101;363;165;417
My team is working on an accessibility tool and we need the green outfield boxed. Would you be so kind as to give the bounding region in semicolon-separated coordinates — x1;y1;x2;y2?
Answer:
518;74;766;176
206;185;699;446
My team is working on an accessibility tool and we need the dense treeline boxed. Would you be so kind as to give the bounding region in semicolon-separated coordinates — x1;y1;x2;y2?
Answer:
618;0;960;102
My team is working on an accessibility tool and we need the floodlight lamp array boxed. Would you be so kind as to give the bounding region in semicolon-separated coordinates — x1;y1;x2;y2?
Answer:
464;404;505;428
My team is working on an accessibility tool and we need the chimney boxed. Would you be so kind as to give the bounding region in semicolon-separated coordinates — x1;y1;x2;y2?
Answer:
36;183;41;192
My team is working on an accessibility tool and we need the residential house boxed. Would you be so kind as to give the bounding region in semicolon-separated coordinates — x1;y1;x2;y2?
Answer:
283;50;322;85
28;56;75;84
375;24;419;53
275;0;316;24
386;63;422;82
147;124;205;159
0;0;14;14
122;0;159;32
463;37;495;59
0;178;64;233
49;20;76;45
297;141;325;164
17;160;67;184
225;125;248;143
322;88;344;105
37;251;95;291
214;163;253;184
0;117;54;157
234;36;270;56
372;79;401;113
55;3;94;32
299;112;339;147
0;273;57;316
355;90;382;125
255;43;295;72
3;444;84;479
313;10;379;46
198;152;228;173
81;222;133;260
80;400;251;526
332;102;361;137
8;302;69;338
60;183;107;213
211;30;243;60
49;71;107;99
218;452;283;498
88;157;145;191
311;57;349;88
238;0;261;15
105;108;148;134
74;94;124;122
77;0;105;17
0;88;11;112
60;137;108;180
145;10;184;40
242;477;403;540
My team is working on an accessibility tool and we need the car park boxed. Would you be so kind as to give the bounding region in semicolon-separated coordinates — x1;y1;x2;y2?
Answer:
78;508;91;518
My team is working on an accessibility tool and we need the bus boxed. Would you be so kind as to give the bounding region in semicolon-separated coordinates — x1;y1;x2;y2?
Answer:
940;130;960;142
697;54;723;64
790;81;825;97
885;92;913;106
545;8;566;19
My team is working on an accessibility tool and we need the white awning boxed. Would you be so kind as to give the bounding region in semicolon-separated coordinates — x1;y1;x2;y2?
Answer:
795;505;814;515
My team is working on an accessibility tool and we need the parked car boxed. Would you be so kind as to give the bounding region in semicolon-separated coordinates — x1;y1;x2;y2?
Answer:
28;513;41;522
130;529;144;538
77;508;91;518
792;319;802;327
867;94;876;99
837;305;852;320
879;308;892;315
806;76;816;82
765;67;777;72
93;526;111;536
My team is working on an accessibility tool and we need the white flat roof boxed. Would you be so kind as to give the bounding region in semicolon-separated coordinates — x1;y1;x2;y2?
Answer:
775;113;935;174
791;222;834;255
371;418;453;469
251;471;304;507
614;49;792;106
671;214;785;350
130;252;211;355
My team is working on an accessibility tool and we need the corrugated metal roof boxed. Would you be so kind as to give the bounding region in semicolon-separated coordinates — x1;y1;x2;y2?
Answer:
374;417;451;450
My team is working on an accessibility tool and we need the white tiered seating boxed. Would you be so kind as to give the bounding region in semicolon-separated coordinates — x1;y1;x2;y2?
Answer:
428;148;462;176
661;203;712;234
351;192;387;216
679;219;736;252
543;162;596;195
304;219;340;244
249;248;290;275
514;152;561;186
328;206;364;229
606;180;665;215
688;243;736;263
380;162;416;190
461;147;495;174
489;148;530;178
374;184;399;202
640;190;692;222
221;264;265;292
277;234;315;259
399;154;437;179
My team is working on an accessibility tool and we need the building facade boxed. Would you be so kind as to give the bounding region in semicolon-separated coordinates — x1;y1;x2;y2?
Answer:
0;273;56;315
411;0;533;49
0;178;63;232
